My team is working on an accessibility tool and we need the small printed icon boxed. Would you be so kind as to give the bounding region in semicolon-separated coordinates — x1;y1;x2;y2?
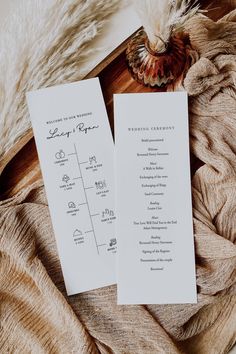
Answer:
62;174;70;183
95;180;106;190
102;209;114;218
73;229;82;237
68;201;76;209
89;156;97;165
55;149;65;160
109;238;117;247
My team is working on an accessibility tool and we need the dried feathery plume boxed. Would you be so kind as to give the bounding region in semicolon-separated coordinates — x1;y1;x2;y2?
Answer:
134;0;200;53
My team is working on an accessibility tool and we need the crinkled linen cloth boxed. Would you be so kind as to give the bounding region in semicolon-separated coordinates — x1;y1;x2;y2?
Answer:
1;8;236;354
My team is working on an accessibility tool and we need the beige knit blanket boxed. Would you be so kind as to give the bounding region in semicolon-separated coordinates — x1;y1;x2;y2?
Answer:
1;7;236;354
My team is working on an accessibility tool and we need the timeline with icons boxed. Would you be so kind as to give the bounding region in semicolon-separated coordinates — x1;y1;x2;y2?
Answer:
27;78;116;295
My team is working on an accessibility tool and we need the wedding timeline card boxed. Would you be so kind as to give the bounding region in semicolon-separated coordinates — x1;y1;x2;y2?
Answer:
114;92;197;305
27;78;116;295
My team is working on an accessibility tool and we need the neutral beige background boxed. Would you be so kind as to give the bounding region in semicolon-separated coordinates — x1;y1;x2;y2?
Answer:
0;0;141;73
0;1;235;353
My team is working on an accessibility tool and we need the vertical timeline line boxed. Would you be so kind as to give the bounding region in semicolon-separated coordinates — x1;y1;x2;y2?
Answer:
73;143;99;255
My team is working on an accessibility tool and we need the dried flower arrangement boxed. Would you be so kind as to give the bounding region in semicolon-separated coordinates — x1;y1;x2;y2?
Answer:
126;0;200;89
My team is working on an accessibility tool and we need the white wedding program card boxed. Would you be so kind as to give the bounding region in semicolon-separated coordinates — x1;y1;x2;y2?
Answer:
27;78;116;295
115;92;197;305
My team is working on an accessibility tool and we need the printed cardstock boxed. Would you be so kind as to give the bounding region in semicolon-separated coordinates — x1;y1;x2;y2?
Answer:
114;92;197;304
27;78;116;295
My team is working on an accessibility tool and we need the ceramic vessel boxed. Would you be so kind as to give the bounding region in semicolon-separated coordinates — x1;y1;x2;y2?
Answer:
126;29;191;88
126;0;200;89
